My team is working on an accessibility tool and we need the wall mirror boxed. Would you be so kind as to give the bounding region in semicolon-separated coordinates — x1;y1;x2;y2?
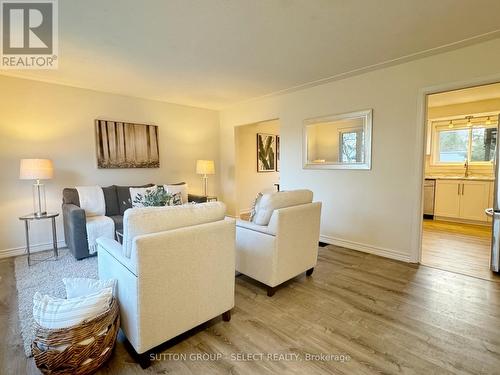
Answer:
303;109;372;170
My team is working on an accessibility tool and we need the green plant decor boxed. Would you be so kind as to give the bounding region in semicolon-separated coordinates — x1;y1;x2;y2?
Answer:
132;186;182;207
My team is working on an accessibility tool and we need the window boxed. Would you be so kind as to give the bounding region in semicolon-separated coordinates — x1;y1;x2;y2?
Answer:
433;120;497;164
471;127;497;162
438;129;468;162
339;128;364;163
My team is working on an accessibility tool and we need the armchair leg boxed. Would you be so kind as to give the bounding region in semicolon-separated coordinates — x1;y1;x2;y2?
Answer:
138;352;152;369
306;267;314;276
222;310;231;322
267;286;276;297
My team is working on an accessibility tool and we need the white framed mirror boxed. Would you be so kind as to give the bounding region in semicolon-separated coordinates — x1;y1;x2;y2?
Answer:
303;109;372;170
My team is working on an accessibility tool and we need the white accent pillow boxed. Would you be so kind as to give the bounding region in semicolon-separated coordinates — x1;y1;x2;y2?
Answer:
164;183;188;204
33;287;113;329
129;185;157;208
63;278;116;298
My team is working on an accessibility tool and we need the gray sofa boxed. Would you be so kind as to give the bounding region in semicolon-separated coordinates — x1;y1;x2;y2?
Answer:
62;183;207;259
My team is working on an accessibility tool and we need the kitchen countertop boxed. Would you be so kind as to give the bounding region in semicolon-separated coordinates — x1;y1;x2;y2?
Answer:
425;175;494;181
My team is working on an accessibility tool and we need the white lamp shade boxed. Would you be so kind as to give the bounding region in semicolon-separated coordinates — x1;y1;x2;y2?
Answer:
196;160;215;175
19;159;54;180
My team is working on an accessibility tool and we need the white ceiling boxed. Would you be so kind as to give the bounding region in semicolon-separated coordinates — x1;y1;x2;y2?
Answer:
428;82;500;107
2;0;500;110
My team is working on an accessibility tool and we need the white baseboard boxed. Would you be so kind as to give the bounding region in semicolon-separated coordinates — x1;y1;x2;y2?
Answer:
0;240;67;259
320;234;411;263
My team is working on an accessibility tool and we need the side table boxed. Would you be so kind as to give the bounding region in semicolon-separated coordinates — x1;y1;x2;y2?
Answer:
19;212;59;266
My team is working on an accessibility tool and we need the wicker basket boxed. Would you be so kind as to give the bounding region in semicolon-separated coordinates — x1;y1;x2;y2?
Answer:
31;297;120;375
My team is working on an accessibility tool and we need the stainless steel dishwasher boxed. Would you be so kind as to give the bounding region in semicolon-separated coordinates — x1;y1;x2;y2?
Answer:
423;179;435;219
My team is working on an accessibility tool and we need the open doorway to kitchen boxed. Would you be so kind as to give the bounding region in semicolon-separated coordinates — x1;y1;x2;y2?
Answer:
234;119;280;221
421;82;500;281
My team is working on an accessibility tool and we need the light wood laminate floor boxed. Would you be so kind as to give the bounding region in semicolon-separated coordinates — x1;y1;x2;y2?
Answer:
421;219;500;282
2;245;500;374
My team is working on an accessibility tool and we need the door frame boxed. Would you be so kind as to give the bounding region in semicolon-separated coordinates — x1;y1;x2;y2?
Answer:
412;74;500;263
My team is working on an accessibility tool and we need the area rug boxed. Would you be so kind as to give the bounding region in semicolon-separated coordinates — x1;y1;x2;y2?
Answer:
14;248;98;357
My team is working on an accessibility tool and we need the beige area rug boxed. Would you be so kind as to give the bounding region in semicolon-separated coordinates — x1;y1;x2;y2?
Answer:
14;248;98;357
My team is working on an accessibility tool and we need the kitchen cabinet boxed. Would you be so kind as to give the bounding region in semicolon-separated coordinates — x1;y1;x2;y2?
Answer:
434;180;461;218
434;179;492;222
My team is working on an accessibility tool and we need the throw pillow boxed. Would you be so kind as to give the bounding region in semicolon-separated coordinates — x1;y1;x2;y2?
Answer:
63;278;117;298
33;287;113;329
164;183;188;204
129;185;158;207
165;192;183;206
249;192;263;222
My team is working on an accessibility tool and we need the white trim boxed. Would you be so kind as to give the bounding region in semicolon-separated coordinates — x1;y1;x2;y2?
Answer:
320;234;411;263
412;74;500;264
0;240;66;259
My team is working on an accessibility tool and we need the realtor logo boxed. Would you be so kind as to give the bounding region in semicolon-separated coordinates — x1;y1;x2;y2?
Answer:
1;0;58;69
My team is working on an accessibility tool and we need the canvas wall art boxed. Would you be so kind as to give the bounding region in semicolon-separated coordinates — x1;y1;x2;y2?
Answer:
95;120;159;168
257;133;276;172
276;135;280;172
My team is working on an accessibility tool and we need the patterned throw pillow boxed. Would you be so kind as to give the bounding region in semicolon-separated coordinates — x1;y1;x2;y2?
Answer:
249;192;263;222
165;192;183;206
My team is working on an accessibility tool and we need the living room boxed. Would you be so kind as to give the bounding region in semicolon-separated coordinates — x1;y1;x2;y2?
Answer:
1;1;500;374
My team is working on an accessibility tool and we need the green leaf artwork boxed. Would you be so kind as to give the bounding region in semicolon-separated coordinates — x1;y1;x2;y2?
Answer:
257;133;276;172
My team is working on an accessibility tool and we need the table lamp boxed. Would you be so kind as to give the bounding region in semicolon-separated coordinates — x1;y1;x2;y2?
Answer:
19;159;54;217
196;159;215;196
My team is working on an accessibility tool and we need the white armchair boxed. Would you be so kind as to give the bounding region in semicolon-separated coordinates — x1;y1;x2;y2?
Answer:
96;202;235;364
236;190;321;296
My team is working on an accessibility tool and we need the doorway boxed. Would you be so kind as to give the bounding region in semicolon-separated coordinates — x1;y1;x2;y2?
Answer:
234;119;280;220
420;82;500;281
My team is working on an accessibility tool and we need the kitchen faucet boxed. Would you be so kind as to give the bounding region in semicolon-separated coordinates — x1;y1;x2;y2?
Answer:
464;159;470;177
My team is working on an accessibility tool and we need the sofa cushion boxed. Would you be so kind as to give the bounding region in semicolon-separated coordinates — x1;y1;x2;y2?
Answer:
117;184;154;215
102;185;119;216
252;189;313;226
109;215;123;233
62;188;80;206
122;202;226;257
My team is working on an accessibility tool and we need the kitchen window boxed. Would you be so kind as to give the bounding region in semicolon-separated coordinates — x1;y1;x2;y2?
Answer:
432;118;497;165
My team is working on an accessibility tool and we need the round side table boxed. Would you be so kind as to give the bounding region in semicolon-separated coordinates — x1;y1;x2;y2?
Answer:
19;212;59;266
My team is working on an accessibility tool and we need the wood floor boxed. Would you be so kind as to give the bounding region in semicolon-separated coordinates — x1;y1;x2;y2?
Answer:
421;219;500;282
2;245;500;374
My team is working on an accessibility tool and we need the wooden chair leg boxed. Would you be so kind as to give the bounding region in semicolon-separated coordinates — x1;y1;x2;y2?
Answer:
222;310;231;322
267;286;276;297
306;267;314;276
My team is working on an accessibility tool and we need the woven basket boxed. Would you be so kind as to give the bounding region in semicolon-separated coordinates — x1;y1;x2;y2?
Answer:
31;297;120;375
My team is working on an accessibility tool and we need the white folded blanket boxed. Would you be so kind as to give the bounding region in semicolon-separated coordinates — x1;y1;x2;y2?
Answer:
75;185;106;217
75;185;114;253
86;216;115;254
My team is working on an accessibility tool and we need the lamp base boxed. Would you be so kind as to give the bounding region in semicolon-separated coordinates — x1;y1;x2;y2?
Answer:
33;181;47;217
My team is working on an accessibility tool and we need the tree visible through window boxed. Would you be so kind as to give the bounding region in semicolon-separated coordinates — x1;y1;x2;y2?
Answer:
340;129;364;163
435;123;497;164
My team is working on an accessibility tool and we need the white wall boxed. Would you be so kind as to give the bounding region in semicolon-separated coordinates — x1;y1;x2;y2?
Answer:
235;120;279;215
0;75;219;256
219;37;500;262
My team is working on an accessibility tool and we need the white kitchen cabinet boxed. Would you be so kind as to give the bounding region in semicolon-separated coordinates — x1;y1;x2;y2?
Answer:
434;179;492;223
460;180;490;221
434;180;461;218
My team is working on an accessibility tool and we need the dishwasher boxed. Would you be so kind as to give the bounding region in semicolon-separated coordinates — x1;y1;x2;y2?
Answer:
423;179;435;219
